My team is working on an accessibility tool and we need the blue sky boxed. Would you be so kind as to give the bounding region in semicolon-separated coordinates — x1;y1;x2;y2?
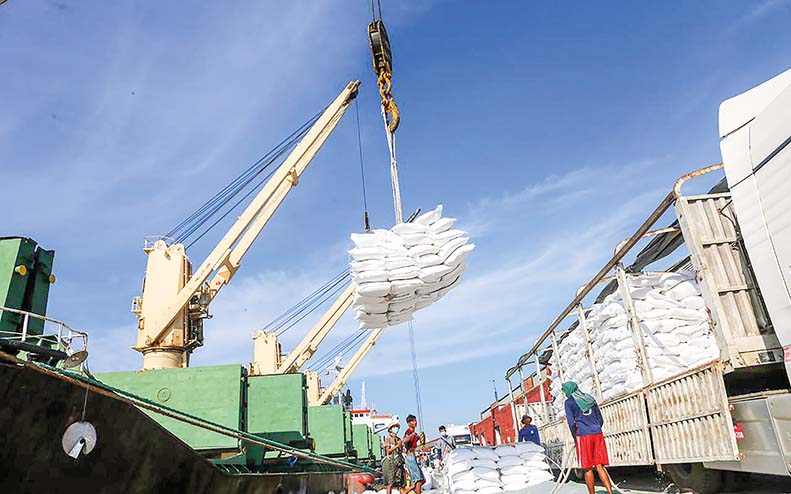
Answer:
3;1;791;435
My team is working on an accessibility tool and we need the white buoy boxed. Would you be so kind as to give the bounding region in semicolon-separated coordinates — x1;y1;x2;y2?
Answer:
62;421;97;459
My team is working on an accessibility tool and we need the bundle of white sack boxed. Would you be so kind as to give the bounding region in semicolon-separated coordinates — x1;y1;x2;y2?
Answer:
549;271;719;411
349;205;474;329
548;328;598;419
444;444;553;494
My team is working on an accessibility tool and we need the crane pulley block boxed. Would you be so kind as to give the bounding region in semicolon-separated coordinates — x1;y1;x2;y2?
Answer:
368;20;392;75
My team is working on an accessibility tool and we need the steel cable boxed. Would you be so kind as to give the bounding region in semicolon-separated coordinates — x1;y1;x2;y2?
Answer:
308;330;370;372
273;275;351;337
180;124;312;246
264;269;350;333
166;109;324;244
408;321;424;429
307;332;365;372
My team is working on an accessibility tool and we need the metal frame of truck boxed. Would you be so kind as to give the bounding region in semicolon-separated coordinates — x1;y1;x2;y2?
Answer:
509;161;791;492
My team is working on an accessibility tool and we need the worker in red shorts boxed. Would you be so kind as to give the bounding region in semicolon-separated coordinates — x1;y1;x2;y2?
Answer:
562;381;614;494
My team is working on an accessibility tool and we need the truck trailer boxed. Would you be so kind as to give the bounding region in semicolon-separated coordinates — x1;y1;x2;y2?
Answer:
509;68;791;493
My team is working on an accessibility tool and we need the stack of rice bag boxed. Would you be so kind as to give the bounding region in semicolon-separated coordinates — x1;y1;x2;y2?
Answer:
349;205;474;329
443;444;553;493
548;271;720;415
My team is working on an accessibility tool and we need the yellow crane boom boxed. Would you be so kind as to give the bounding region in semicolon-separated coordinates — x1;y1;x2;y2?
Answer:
133;81;360;370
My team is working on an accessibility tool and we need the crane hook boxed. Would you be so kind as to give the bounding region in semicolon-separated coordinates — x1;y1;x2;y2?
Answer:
368;19;400;133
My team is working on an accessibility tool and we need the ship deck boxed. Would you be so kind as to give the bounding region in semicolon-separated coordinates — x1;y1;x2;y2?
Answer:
0;355;347;494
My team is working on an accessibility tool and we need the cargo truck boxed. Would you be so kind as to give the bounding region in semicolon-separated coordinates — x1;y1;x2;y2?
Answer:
508;68;791;493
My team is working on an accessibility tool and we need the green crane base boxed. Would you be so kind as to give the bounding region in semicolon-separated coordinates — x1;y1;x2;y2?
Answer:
309;405;356;458
245;372;311;464
97;364;245;451
352;423;373;464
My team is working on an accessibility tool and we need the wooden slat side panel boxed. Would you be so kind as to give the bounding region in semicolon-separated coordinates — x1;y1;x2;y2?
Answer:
645;363;740;464
676;195;779;367
691;197;757;340
600;393;653;466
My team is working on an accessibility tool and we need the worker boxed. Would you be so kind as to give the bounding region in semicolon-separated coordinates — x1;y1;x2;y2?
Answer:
435;425;455;464
401;414;425;494
343;389;353;411
562;381;614;494
518;415;541;445
383;420;405;494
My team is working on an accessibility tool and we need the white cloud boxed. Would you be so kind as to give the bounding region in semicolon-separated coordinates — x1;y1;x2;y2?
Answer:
86;323;140;373
740;0;790;25
459;160;656;235
726;0;791;33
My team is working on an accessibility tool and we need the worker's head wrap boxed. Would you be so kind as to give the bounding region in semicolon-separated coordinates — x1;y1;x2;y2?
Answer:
562;381;596;413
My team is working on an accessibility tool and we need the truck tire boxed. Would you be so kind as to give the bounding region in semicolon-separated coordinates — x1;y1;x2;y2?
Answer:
666;463;723;494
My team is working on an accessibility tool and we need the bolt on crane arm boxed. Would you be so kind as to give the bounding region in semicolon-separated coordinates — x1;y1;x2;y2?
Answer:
145;81;360;346
318;327;385;405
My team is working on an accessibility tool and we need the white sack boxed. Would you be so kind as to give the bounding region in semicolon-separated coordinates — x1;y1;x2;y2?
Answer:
421;469;433;490
494;445;520;457
451;482;477;493
447;448;476;461
429;217;456;234
522;460;550;470
351;259;386;273
350;205;473;328
500;474;531;485
518;452;546;462
499;465;530;476
473;478;502;489
448;461;472;477
414;205;443;225
512;442;544;454
434;229;466;244
495;456;523;467
469;459;498;470
450;470;476;483
356;282;390;297
472;448;501;462
469;468;500;482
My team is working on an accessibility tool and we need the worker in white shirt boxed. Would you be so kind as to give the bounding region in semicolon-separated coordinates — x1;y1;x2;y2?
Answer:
436;425;455;464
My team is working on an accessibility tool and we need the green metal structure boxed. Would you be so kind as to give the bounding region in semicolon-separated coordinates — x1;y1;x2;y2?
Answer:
345;410;355;456
247;373;309;447
245;372;311;464
97;366;327;468
98;365;245;451
372;432;382;462
308;405;355;458
0;237;54;335
352;423;373;464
